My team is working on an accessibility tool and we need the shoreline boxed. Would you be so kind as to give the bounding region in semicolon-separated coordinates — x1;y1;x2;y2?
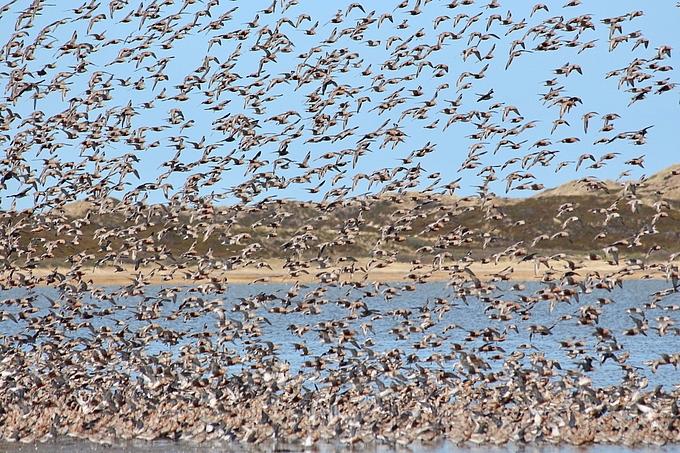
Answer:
27;258;666;287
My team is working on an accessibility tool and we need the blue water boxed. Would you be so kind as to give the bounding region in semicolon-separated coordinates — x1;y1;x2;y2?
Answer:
2;280;678;389
1;280;679;452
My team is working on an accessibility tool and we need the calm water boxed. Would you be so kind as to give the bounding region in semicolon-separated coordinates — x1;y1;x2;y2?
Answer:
0;437;679;452
1;280;678;388
1;279;679;452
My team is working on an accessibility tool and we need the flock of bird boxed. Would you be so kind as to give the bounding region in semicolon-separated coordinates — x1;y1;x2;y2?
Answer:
0;0;680;449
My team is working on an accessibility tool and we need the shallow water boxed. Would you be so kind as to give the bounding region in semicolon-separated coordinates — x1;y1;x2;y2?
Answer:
1;280;678;389
1;438;679;453
1;280;679;451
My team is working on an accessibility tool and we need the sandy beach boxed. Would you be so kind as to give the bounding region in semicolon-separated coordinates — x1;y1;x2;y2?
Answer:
29;257;661;287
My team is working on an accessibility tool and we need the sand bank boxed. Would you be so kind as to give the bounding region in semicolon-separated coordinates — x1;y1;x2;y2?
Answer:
28;258;662;287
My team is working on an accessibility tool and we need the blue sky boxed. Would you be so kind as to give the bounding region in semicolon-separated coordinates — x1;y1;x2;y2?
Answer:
0;0;678;210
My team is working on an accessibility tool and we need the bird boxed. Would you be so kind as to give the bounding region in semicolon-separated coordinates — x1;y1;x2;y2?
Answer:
0;0;676;448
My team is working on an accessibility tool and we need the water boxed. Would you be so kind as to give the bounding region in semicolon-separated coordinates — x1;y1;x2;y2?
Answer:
0;434;679;452
1;280;679;452
1;280;678;388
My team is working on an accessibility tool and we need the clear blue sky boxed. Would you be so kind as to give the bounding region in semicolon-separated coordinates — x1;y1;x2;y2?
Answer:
0;0;678;210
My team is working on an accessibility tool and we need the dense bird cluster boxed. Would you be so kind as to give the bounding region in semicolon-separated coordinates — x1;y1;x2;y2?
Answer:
0;0;680;449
